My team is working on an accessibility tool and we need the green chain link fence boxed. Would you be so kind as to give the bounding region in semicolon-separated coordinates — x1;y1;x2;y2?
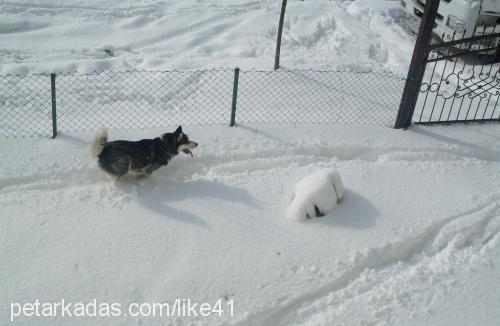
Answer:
0;68;405;137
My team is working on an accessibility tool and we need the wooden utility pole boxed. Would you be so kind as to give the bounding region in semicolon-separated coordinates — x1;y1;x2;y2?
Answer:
274;0;287;70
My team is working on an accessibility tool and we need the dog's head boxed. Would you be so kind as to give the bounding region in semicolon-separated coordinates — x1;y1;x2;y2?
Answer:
161;126;198;157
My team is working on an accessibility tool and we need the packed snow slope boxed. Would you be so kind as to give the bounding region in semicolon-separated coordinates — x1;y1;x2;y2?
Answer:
0;0;415;74
1;124;500;325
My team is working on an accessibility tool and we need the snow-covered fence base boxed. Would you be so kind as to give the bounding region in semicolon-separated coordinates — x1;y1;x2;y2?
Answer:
287;168;344;221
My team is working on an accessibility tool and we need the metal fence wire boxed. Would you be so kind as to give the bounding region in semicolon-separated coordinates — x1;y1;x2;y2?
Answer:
56;69;234;133
238;70;404;125
0;68;405;137
0;74;52;137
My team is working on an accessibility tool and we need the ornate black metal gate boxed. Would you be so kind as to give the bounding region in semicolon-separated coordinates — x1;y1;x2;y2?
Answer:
415;28;500;124
395;0;500;128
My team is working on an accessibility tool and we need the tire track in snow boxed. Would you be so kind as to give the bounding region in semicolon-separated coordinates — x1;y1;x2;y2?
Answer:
0;142;490;192
0;166;104;193
0;165;136;210
168;145;486;180
231;199;500;326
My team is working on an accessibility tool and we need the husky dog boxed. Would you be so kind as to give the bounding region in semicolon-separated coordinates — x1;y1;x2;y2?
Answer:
88;126;198;177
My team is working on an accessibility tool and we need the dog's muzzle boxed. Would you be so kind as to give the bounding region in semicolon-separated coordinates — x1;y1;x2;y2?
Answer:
179;141;198;157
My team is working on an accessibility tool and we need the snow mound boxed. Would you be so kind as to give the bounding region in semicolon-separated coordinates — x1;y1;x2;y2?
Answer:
287;168;344;221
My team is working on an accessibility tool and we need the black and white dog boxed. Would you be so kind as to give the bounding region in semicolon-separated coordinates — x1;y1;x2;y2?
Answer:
88;126;198;177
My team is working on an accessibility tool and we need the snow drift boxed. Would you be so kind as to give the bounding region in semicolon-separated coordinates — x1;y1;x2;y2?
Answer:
287;168;344;221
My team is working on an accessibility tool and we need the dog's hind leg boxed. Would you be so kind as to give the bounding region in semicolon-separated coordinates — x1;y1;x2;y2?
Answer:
135;169;152;179
106;157;130;178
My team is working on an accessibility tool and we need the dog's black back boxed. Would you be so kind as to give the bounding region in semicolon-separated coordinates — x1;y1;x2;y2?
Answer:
99;138;169;176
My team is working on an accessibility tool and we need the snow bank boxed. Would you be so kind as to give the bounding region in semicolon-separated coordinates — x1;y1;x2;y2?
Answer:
287;168;344;221
0;0;414;73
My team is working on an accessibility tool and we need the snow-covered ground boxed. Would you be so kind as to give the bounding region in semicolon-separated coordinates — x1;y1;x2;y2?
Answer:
0;0;415;74
2;0;500;325
2;124;500;325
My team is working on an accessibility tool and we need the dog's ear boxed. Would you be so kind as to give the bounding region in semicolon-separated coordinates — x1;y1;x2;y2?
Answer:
175;126;184;143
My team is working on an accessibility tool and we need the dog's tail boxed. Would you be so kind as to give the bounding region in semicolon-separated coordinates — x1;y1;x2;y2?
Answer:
87;128;108;157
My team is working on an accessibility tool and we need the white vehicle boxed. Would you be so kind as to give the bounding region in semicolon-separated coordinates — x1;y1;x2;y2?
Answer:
401;0;500;41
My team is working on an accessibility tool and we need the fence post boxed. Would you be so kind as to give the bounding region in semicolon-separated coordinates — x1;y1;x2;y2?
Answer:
230;67;240;127
394;0;440;129
494;42;500;63
50;73;58;138
274;0;287;70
